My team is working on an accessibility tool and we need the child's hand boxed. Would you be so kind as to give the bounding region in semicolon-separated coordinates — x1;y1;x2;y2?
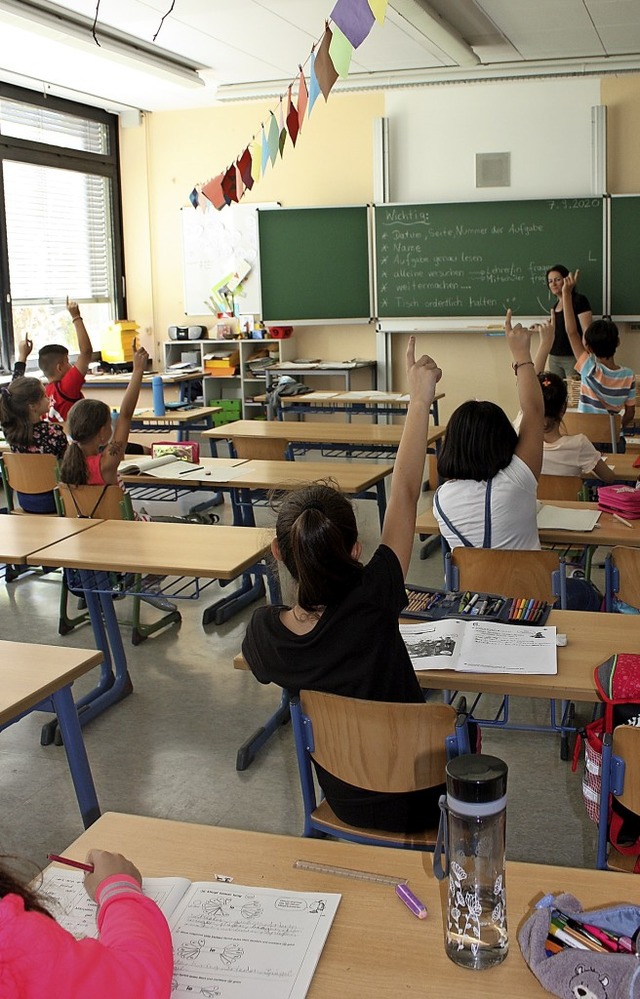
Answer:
66;297;81;320
17;336;33;362
132;346;149;372
505;308;534;361
405;335;441;402
562;270;578;296
83;849;143;900
534;308;555;348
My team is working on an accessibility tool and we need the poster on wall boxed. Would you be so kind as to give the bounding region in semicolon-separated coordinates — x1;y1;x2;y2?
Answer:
181;202;277;317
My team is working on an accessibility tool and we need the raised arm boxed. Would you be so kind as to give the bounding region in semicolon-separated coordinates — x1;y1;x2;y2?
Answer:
381;336;441;577
506;309;544;480
12;336;33;379
532;310;555;374
67;297;94;376
99;346;148;483
561;272;585;362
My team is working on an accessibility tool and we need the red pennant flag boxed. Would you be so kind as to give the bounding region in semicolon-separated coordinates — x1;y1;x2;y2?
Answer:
201;174;226;210
238;147;254;190
221;164;238;204
287;97;300;146
297;67;308;130
235;162;245;201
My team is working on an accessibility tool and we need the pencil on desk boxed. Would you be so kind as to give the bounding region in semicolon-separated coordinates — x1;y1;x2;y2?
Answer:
613;513;634;528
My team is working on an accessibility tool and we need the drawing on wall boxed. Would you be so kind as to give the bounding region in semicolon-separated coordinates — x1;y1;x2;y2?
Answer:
181;203;278;318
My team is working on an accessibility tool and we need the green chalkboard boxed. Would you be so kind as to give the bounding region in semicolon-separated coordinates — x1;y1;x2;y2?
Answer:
258;206;370;322
611;195;640;318
375;198;604;319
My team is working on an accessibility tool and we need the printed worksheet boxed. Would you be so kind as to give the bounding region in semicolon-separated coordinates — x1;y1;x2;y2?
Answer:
40;869;340;999
400;618;557;674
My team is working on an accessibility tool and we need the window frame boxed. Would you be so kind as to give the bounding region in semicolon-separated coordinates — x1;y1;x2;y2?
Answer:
0;83;126;370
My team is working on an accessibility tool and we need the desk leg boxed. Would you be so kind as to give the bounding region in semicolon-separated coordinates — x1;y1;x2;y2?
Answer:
236;688;291;771
202;573;265;627
50;685;101;828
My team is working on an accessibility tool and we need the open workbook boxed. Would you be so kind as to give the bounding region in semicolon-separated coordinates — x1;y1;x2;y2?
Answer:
536;501;601;532
40;868;340;999
400;618;557;674
118;454;244;482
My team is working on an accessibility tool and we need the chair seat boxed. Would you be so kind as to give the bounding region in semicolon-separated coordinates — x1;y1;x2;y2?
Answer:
311;799;439;849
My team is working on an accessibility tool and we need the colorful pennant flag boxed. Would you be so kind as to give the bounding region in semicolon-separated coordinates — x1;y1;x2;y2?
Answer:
238;148;254;190
267;111;279;164
329;23;353;78
368;0;388;24
202;174;226;210
221;165;238;204
260;125;269;176
314;27;339;101
278;100;286;158
308;51;321;115
286;85;300;146
331;0;375;48
297;68;308;129
251;139;262;182
235;162;245;200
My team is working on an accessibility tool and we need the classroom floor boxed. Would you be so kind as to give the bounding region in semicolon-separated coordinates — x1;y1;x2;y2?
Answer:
0;458;601;874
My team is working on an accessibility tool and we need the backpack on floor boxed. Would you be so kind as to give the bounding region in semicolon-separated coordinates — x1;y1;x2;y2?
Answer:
572;653;640;867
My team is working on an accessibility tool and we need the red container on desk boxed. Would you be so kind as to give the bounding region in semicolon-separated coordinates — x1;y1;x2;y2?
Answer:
267;326;293;339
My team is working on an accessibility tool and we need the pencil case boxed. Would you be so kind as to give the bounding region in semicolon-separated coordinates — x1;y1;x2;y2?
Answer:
519;892;640;999
403;585;552;626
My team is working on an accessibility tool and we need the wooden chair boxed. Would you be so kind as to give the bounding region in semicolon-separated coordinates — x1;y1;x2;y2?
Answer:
607;726;640;872
1;452;58;513
445;547;560;603
562;412;621;452
537;474;585;502
291;689;470;850
55;483;180;645
595;725;640;871
443;548;574;757
0;454;87;634
605;546;640;612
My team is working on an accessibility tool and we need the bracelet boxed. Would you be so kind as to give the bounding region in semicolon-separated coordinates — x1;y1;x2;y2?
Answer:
71;315;83;323
512;360;534;375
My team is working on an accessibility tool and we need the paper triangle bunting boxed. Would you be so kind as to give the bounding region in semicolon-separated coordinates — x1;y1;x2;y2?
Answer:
315;27;339;101
297;68;308;129
201;174;226;210
308;52;321;114
328;22;353;78
267;111;280;165
238;147;254;190
331;0;375;48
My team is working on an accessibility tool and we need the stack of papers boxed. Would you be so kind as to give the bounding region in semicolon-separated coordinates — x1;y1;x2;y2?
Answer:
536;502;601;532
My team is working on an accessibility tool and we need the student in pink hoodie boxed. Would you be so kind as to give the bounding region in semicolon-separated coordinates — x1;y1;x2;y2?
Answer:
0;848;173;998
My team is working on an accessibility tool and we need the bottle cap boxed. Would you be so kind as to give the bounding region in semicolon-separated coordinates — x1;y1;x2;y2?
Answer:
445;754;507;804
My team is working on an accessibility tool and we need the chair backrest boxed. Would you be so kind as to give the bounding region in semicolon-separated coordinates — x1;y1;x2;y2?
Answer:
449;547;559;603
612;725;640;816
537;473;585;501
56;482;132;520
610;546;640;609
2;452;58;493
562;411;621;450
296;689;457;793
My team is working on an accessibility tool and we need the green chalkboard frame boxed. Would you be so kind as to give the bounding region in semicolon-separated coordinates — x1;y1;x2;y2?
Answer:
374;198;605;320
258;206;371;322
610;195;640;319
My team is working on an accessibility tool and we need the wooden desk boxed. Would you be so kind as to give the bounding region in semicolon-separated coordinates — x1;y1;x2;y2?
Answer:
129;406;220;442
266;359;377;392
205;419;446;461
265;390;445;424
605;452;640;480
0;516;101;565
1;641;101;827
416;500;640;548
63;812;640;999
28;520;273;579
24;520;276;728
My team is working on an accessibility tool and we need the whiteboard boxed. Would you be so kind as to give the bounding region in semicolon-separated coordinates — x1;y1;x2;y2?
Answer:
181;202;276;317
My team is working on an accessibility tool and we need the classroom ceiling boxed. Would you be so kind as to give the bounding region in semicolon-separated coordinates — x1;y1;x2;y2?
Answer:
0;0;639;113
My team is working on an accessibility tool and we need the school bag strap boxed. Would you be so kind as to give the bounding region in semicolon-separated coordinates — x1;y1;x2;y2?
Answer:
433;478;493;549
65;483;109;519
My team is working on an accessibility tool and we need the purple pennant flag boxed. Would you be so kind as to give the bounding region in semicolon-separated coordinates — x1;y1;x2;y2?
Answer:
330;0;375;48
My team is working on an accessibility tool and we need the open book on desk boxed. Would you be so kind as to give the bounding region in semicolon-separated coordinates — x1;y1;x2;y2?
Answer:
536;501;601;532
400;618;557;674
118;455;245;482
41;867;340;999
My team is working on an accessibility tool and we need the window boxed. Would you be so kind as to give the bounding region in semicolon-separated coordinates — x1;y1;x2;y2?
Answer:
0;85;124;370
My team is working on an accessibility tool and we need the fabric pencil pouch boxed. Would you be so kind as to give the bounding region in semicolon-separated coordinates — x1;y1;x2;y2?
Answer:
519;892;640;998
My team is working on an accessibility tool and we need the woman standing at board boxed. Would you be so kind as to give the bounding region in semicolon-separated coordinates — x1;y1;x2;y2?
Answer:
545;264;592;379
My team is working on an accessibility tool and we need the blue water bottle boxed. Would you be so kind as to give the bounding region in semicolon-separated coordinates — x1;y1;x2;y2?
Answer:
152;375;165;416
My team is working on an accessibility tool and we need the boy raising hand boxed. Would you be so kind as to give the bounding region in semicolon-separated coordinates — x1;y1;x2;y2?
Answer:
39;297;93;423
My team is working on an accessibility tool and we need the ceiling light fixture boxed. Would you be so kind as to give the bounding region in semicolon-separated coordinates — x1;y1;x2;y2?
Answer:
389;0;480;67
0;0;206;88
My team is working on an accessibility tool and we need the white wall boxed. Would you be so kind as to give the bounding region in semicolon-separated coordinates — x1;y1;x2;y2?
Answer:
386;77;600;203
